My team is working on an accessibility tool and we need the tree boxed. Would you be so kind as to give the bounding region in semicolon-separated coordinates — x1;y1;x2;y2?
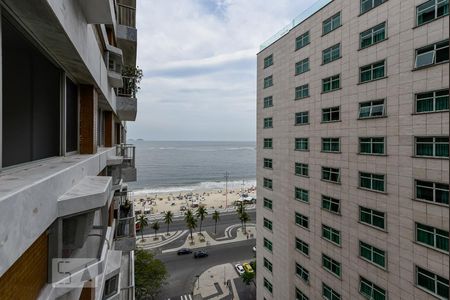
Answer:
236;202;245;230
151;221;160;239
212;210;220;235
196;206;208;234
185;209;197;240
137;214;148;241
135;249;168;300
240;211;250;233
163;211;174;235
241;271;255;286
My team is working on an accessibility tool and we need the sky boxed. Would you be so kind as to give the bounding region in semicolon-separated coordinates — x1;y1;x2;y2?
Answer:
127;0;318;141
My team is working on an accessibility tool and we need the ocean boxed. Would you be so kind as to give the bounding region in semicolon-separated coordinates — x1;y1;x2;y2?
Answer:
127;140;256;194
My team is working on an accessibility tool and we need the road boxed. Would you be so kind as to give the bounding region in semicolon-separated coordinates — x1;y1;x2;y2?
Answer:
156;239;256;299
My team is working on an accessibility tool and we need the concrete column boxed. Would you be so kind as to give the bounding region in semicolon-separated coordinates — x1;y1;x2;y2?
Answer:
104;111;113;147
79;85;98;154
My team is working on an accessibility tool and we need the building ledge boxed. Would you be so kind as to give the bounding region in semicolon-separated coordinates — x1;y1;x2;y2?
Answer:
107;156;124;166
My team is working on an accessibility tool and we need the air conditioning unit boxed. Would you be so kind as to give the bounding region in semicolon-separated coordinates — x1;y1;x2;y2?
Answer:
62;211;95;250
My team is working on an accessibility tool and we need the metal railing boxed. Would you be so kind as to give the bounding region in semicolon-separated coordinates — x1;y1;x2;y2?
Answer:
115;191;136;238
117;76;137;98
116;144;136;168
118;3;136;28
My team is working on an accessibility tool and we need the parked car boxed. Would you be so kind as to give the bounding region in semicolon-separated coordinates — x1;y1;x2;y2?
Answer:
242;262;254;273
252;246;256;253
177;248;192;255
235;264;245;275
194;250;208;258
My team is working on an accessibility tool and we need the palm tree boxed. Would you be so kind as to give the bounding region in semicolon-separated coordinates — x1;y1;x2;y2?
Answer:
236;201;245;216
240;211;250;233
212;210;220;235
137;215;148;241
151;221;160;239
185;210;197;240
163;211;174;236
196;206;208;234
241;271;255;286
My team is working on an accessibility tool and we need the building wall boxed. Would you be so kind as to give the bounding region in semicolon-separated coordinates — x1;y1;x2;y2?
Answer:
256;0;449;299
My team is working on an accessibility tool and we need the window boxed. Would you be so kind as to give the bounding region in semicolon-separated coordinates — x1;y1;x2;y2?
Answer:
416;223;449;252
323;12;341;35
322;254;341;277
295;212;309;229
360;60;386;83
322;195;340;214
361;0;387;14
359;172;386;192
264;138;273;149
322;106;340;122
295;111;309;125
360;277;387;300
295;187;309;203
264;257;273;272
264;75;273;88
296;263;309;283
416;266;449;299
321;167;340;183
264;198;273;210
264;158;273;169
295;84;309;99
415;180;449;205
416;89;449;113
295;163;308;177
295;138;309;151
360;22;386;49
359;137;385;154
417;0;449;26
322;225;341;245
415;40;449;68
360;241;386;268
295;31;310;50
322;44;340;64
322;75;340;93
264;54;273;68
264;218;273;231
104;275;118;298
295;58;309;75
296;288;309;300
264;237;273;251
323;283;341;300
263;178;273;190
322;138;340;152
295;238;309;256
359;206;386;230
359;100;385;118
415;137;449;157
263;117;273;128
264;96;273;108
264;277;273;293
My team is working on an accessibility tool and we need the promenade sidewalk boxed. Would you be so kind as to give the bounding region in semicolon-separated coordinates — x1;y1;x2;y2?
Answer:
193;263;239;300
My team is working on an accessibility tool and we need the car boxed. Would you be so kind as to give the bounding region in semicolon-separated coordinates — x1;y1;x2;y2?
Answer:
194;250;208;258
252;246;256;253
235;264;245;275
177;248;192;255
242;263;254;273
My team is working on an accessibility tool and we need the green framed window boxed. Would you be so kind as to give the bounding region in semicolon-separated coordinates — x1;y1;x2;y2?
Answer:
415;137;449;157
295;237;309;256
295;187;309;203
359;99;385;118
295;58;309;75
295;212;309;229
322;224;341;245
263;138;273;149
264;218;273;231
323;12;341;35
263;117;273;128
360;60;385;83
359;137;385;154
295;138;309;151
263;158;273;169
295;263;309;283
361;0;387;14
415;40;449;68
263;178;273;190
295;31;310;50
263;197;273;210
264;257;273;272
263;96;273;108
323;283;341;300
295;111;309;125
359;172;385;192
322;254;341;277
416;266;449;299
264;54;273;68
263;237;273;252
321;167;340;183
295;163;308;177
322;106;340;122
415;180;449;204
359;241;386;268
322;195;340;214
360;22;386;49
359;206;385;230
263;75;273;88
296;288;309;300
359;277;387;300
416;223;449;252
416;89;449;113
295;84;309;99
322;43;340;64
264;277;273;294
417;0;449;26
322;138;340;152
322;74;340;93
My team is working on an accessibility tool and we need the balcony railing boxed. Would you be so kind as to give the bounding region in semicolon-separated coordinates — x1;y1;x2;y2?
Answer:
116;144;135;168
117;76;137;98
115;193;135;239
118;3;136;28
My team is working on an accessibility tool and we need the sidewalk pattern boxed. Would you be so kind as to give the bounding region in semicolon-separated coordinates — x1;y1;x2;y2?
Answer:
136;230;187;249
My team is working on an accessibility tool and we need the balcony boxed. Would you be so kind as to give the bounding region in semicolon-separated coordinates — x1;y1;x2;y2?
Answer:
107;156;124;191
116;3;137;66
116;144;137;182
78;0;116;25
116;76;137;121
114;192;136;251
119;251;135;300
106;45;124;88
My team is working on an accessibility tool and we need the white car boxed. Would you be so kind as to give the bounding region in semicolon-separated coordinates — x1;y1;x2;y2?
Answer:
235;264;245;275
252;246;256;253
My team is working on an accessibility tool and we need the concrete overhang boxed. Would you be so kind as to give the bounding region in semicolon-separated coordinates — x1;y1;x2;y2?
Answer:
107;156;124;166
116;96;137;121
78;0;116;24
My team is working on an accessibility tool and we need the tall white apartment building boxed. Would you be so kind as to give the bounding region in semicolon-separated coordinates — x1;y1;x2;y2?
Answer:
256;0;449;299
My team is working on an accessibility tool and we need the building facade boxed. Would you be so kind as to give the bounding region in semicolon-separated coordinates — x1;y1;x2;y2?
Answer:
256;0;449;299
0;0;139;299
